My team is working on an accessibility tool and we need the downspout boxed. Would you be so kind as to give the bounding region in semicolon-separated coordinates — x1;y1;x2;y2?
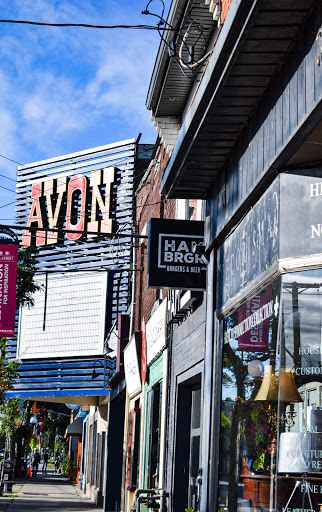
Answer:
103;394;111;512
200;214;215;512
129;134;141;339
129;232;136;340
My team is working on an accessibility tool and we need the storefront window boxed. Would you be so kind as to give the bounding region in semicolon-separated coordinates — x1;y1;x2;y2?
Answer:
218;269;322;511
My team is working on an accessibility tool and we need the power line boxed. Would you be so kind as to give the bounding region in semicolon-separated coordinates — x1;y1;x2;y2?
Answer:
1;223;148;240
0;201;16;209
0;184;15;193
0;174;16;182
0;19;167;30
0;154;23;165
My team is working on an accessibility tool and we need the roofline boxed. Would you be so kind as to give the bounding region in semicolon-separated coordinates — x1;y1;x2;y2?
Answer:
160;0;259;198
145;0;188;112
18;138;136;171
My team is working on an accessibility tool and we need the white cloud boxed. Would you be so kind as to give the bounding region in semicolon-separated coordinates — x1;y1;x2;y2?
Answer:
0;1;160;159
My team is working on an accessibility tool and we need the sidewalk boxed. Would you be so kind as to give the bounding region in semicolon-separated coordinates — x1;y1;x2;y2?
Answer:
0;469;103;512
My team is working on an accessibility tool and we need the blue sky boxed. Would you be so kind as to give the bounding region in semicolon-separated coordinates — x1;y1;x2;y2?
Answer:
0;0;169;224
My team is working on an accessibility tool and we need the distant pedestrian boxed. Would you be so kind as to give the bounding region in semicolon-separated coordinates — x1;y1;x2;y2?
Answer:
55;451;61;474
32;449;41;477
42;452;49;474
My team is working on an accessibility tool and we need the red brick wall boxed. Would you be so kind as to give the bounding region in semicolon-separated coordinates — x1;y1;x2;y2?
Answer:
134;142;175;332
221;0;233;23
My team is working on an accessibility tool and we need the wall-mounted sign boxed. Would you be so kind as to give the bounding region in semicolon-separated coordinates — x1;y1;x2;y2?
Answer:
141;318;147;384
217;179;279;311
146;299;167;365
22;167;117;246
0;227;18;337
124;336;141;398
148;218;206;290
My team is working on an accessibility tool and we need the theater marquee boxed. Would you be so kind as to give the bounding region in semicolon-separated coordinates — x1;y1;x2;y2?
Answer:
22;167;117;246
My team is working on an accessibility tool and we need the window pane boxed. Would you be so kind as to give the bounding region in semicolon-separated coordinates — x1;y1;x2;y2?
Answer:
191;388;201;430
219;281;280;511
277;270;322;510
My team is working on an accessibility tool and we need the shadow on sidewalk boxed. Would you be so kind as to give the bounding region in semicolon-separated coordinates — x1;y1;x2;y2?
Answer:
16;469;71;486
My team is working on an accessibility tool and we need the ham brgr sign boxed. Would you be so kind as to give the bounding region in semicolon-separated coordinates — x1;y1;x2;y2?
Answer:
0;228;18;337
147;218;207;290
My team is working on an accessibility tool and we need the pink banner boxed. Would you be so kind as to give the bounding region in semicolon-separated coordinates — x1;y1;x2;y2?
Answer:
237;285;271;352
0;244;18;337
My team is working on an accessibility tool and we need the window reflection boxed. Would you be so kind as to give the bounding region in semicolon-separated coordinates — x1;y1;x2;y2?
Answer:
218;270;322;512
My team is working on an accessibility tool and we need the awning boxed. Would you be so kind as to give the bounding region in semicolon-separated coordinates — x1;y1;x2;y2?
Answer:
65;416;84;436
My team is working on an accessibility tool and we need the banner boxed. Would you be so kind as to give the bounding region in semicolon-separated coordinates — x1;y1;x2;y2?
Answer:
0;244;18;337
237;286;271;352
141;318;147;384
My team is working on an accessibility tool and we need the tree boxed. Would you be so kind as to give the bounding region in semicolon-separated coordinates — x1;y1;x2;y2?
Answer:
0;246;41;487
16;246;42;308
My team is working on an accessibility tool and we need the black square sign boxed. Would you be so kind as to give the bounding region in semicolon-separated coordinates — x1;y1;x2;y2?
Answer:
147;218;206;290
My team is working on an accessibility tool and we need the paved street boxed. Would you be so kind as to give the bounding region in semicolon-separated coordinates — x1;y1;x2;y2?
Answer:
0;470;102;512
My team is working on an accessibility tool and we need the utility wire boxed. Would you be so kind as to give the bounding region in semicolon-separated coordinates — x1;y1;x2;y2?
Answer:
0;174;16;182
0;184;16;193
0;154;22;165
2;223;148;239
0;201;16;210
0;20;170;30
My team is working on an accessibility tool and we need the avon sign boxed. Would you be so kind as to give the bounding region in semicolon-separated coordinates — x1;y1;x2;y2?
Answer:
22;167;117;246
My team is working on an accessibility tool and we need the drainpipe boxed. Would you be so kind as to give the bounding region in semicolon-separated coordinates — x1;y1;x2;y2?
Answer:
200;228;215;511
131;488;167;512
131;489;155;511
129;229;136;340
129;135;141;340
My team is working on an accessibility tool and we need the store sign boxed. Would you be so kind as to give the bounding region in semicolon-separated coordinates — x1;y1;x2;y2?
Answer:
218;173;322;312
217;179;279;311
279;432;322;473
124;337;141;397
148;218;206;290
22;167;117;246
279;173;322;259
0;243;18;337
141;318;147;384
146;299;167;365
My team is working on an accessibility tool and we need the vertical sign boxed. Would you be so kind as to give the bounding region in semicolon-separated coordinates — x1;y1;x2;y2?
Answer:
0;244;18;337
141;318;147;384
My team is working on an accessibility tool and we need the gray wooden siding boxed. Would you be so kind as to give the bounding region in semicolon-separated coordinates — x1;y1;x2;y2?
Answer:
214;1;322;240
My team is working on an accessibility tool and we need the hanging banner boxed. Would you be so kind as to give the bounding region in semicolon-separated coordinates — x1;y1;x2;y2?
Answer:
0;244;18;337
146;299;167;365
141;317;147;384
237;286;272;352
124;336;141;398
